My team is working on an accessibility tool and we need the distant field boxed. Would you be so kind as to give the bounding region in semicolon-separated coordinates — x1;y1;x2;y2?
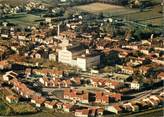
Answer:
119;5;163;25
0;13;42;26
75;3;126;12
74;3;136;15
75;2;163;26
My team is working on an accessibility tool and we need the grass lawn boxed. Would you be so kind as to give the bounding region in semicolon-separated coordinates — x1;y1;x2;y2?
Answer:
119;5;163;25
0;99;12;116
0;97;37;116
10;103;37;114
0;13;42;26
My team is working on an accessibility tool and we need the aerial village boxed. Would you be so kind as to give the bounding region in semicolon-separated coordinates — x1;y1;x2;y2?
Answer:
0;0;163;117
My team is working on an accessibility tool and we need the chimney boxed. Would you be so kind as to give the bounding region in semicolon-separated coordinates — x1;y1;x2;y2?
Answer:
57;24;60;37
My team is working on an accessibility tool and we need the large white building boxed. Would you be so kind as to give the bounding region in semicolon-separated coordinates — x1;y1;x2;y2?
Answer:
58;45;100;71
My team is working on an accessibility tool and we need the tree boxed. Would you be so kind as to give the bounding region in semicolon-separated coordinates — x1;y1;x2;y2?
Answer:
149;47;155;53
97;12;104;19
159;51;164;57
64;10;73;18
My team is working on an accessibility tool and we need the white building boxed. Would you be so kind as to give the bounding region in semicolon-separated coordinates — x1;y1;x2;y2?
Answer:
77;53;100;71
130;81;143;90
58;45;101;71
49;53;56;61
58;45;85;65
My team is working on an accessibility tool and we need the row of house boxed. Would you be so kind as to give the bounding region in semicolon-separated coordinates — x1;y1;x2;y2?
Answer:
105;95;164;114
64;88;122;104
2;71;105;117
27;68;64;78
39;77;72;88
89;77;124;89
3;71;45;107
75;107;104;117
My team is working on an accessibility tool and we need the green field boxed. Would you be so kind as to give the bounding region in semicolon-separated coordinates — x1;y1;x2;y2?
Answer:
118;5;163;26
0;13;42;26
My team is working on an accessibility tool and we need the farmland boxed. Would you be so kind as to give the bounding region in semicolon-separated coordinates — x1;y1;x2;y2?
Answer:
0;13;42;26
74;3;137;15
74;2;163;26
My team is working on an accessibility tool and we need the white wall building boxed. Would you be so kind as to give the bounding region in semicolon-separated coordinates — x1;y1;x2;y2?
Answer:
58;45;100;71
77;54;100;71
130;81;143;90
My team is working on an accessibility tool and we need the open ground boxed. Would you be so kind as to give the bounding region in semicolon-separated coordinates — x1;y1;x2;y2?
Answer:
74;2;163;26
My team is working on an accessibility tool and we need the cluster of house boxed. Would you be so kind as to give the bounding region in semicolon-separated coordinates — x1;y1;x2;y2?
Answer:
64;88;122;104
105;93;164;114
89;77;124;89
39;77;72;88
2;71;106;117
0;1;47;17
27;68;64;78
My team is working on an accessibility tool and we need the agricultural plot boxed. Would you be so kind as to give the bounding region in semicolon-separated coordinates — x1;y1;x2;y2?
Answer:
75;3;163;26
74;3;138;16
119;5;163;26
0;13;42;26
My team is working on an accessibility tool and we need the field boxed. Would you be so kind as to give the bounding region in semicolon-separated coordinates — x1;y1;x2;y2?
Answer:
0;13;42;26
119;5;163;25
74;3;137;15
74;2;163;26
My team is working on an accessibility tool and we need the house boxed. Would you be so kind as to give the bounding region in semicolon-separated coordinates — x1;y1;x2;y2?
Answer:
122;66;134;75
142;98;158;107
64;88;77;100
139;66;151;75
0;60;11;70
63;103;74;112
31;96;46;107
96;108;104;116
157;72;164;80
56;102;63;109
25;68;32;77
70;77;81;86
105;104;122;114
6;95;18;103
88;107;104;116
39;78;49;87
49;53;57;61
61;80;72;87
63;89;91;103
95;92;109;104
75;109;89;117
3;71;18;81
44;101;57;109
123;103;139;112
108;81;124;90
33;69;63;78
109;93;122;101
130;80;143;90
79;93;89;104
